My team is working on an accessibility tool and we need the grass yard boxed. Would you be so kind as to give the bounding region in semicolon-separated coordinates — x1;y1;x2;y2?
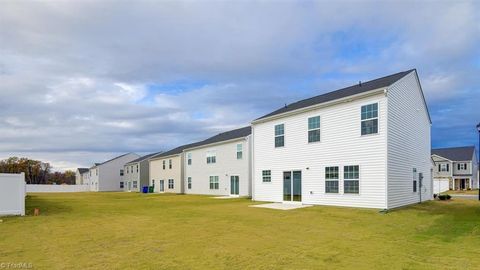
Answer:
1;193;480;270
444;189;479;195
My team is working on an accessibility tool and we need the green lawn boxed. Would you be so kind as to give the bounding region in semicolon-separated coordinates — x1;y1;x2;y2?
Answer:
1;193;479;270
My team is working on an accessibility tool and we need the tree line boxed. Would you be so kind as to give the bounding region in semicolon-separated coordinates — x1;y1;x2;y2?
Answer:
0;157;76;185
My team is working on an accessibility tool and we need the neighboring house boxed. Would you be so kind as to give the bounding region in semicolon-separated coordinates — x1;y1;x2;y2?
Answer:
149;143;201;194
88;153;140;192
432;146;478;191
75;168;90;185
184;126;252;197
123;152;161;192
251;69;432;209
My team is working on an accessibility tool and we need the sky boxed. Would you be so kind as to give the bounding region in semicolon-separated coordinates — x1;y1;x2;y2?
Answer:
1;0;479;171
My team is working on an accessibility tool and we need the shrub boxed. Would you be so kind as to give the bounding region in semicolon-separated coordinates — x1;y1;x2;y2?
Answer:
438;194;451;201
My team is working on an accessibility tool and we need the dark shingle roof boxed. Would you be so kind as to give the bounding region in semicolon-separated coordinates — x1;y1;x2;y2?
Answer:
185;126;251;150
150;142;204;159
78;168;89;174
432;146;476;161
255;69;415;121
126;152;162;164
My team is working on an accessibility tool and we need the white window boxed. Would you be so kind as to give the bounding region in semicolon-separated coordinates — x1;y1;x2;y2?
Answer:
308;116;320;143
96;169;98;176
236;144;243;159
187;153;192;165
168;179;174;189
325;166;339;193
169;159;172;169
344;166;359;194
458;163;467;170
188;177;192;189
439;164;449;172
120;169;124;176
275;124;284;148
413;168;417;192
136;165;139;173
262;170;271;182
133;181;138;189
361;103;378;135
207;151;216;164
120;181;124;189
163;160;166;170
126;167;129;174
209;176;219;189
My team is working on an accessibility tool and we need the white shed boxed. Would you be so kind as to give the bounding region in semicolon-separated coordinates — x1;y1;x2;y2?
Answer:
0;173;26;216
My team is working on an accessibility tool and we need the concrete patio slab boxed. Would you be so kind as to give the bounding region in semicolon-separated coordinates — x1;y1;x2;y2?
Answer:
249;203;313;210
212;196;241;199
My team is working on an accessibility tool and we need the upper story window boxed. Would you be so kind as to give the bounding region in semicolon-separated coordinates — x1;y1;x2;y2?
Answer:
163;160;166;170
126;166;129;174
325;166;339;193
207;151;216;164
120;169;124;176
361;103;378;135
136;165;139;172
275;124;285;148
236;144;243;159
344;165;359;194
96;169;98;176
439;163;449;172
308;116;320;143
187;153;192;165
130;166;133;173
262;170;271;182
458;163;467;170
169;159;172;169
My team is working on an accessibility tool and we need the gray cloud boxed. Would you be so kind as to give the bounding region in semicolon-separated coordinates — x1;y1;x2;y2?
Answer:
1;0;479;170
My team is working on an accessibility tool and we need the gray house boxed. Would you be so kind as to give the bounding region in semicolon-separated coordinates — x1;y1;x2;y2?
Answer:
123;152;161;192
432;146;478;191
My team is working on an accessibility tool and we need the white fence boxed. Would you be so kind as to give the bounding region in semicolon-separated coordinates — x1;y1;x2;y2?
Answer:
433;179;450;194
26;184;90;193
0;173;25;216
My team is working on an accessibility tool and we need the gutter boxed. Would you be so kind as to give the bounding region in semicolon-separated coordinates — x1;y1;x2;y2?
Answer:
182;137;247;152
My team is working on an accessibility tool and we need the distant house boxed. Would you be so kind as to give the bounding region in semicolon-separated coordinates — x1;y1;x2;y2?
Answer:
251;69;433;209
88;153;140;192
183;126;252;197
75;168;90;185
432;146;478;191
123;152;161;192
149;143;200;194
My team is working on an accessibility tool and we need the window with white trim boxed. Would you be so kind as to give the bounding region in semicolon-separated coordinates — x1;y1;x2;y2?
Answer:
439;164;449;172
458;163;467;170
206;151;216;164
308;116;320;143
325;166;339;193
262;170;271;182
136;165;139;173
169;159;172;169
344;166;359;194
188;177;192;189
275;124;285;147
361;103;378;135
133;181;138;189
120;181;124;189
413;168;417;192
120;169;124;176
163;160;166;170
209;176;219;189
168;179;174;189
236;144;243;159
187;153;192;165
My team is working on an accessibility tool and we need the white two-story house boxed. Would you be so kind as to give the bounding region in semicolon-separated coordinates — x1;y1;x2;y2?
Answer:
251;69;432;210
123;152;161;192
432;146;478;191
88;153;140;192
183;126;252;197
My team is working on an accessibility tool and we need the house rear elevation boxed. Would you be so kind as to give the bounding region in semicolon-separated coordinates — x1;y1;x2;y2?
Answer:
432;146;478;191
123;152;160;192
88;153;140;192
252;69;432;209
184;126;251;197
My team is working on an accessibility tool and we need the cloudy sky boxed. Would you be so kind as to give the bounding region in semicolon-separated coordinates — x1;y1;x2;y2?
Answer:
1;1;479;171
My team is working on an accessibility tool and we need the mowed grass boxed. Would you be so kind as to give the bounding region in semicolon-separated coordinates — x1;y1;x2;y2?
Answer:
1;193;480;270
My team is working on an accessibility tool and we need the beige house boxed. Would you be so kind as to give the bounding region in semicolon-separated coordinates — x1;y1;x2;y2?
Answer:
432;146;478;191
149;143;200;193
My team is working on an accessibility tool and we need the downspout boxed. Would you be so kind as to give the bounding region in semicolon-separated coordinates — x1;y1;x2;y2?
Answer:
384;88;389;211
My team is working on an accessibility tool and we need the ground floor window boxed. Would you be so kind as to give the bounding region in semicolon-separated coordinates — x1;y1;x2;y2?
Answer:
209;176;219;190
262;170;271;182
325;166;339;193
133;181;138;189
188;177;192;189
168;179;174;189
120;181;124;189
344;166;359;194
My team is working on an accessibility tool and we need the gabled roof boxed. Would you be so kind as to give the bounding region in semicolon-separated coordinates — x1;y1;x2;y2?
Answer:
255;69;415;121
92;153;137;167
150;142;204;160
184;126;251;150
126;152;162;165
77;168;89;174
431;146;476;161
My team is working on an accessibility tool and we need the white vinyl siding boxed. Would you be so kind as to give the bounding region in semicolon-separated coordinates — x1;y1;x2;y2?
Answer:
387;71;432;208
